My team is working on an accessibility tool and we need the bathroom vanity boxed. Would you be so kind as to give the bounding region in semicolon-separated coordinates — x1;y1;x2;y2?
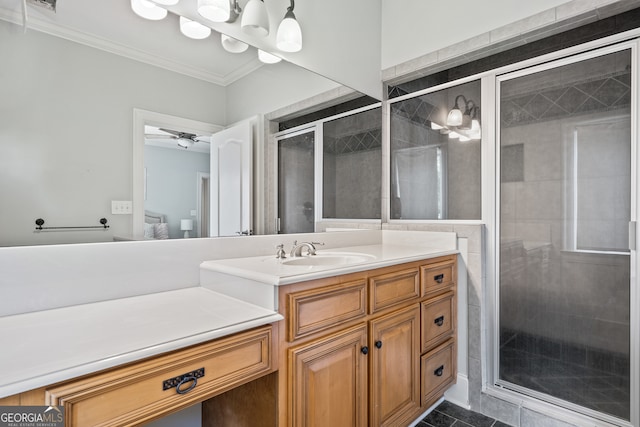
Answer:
0;231;460;427
200;241;458;426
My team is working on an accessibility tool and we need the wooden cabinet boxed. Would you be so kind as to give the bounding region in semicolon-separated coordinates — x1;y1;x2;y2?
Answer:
48;325;274;427
0;325;276;427
289;325;368;427
369;305;420;427
278;254;457;427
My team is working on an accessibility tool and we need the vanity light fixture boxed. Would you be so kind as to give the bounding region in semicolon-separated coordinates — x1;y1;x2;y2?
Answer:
433;93;481;141
197;0;231;22
179;16;211;39
150;0;179;5
221;34;249;53
258;49;281;64
276;0;302;52
446;94;466;127
241;0;269;37
131;0;168;20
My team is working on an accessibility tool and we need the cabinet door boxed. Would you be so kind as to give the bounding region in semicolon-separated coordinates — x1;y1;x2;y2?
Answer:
289;325;368;427
369;305;420;427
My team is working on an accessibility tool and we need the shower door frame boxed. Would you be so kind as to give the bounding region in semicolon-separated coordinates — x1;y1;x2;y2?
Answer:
487;39;640;427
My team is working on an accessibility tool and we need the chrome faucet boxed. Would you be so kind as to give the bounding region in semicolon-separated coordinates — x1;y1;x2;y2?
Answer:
290;240;324;257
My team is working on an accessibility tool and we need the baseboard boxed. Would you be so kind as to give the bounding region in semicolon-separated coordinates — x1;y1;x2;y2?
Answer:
444;373;470;409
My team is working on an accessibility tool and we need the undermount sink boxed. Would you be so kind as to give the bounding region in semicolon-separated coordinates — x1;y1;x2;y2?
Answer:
281;252;376;267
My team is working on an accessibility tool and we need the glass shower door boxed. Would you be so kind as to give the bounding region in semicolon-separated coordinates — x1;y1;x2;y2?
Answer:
498;47;632;421
277;129;316;234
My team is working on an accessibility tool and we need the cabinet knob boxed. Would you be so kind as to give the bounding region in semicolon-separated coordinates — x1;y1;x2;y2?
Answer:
434;365;444;377
434;273;444;284
434;316;445;327
375;340;382;349
360;346;369;355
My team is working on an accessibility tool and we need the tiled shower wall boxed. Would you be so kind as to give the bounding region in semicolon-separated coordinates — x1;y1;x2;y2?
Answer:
323;108;382;219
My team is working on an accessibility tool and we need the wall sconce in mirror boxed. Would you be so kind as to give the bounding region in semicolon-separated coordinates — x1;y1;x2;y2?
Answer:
131;0;168;20
180;16;212;39
258;49;282;64
437;94;481;141
221;34;249;52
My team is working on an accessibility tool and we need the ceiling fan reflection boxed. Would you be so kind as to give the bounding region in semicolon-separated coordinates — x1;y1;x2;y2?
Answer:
145;128;211;149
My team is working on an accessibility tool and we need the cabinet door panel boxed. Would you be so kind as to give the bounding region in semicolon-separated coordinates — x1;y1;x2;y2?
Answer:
289;325;368;427
369;305;420;427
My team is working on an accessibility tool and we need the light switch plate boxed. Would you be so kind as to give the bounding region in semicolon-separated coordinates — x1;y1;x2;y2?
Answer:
190;210;197;216
112;200;132;215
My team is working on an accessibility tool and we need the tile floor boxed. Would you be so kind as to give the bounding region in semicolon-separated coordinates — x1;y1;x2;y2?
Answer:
500;331;630;420
418;401;512;427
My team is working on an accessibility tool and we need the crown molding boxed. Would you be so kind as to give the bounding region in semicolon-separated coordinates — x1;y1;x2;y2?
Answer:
0;6;263;86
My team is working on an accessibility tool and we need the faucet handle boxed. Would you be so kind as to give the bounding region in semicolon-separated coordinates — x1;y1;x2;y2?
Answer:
275;244;286;259
310;242;325;247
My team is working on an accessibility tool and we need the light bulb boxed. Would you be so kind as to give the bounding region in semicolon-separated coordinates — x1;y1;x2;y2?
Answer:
258;49;281;64
131;0;167;20
179;17;211;39
198;0;230;22
221;34;249;53
446;108;463;127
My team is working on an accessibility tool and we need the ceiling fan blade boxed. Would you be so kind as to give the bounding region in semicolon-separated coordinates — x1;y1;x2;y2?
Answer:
193;135;211;143
158;128;182;137
145;134;177;140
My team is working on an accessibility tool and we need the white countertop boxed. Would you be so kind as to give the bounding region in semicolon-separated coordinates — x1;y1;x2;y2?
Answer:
0;287;282;398
200;244;458;286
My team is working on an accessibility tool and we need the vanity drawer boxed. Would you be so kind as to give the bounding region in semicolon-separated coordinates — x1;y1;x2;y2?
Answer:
421;338;456;406
46;325;274;427
369;267;420;313
421;291;455;352
421;258;456;296
288;279;367;341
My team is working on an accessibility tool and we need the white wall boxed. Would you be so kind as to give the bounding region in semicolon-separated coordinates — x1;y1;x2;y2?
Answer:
225;61;340;124
0;19;226;246
380;0;571;70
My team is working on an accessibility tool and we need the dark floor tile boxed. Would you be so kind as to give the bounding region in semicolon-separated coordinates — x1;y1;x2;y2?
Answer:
435;402;495;427
421;409;456;427
452;420;475;427
492;422;513;427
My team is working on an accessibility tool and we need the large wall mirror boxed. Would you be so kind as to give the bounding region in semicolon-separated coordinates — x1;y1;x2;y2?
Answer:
0;0;367;247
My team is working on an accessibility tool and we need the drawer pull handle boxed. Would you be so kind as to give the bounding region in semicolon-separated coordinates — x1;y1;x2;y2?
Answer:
434;316;445;327
163;367;205;392
434;274;444;284
375;340;383;349
434;365;444;377
176;376;198;394
361;346;369;355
